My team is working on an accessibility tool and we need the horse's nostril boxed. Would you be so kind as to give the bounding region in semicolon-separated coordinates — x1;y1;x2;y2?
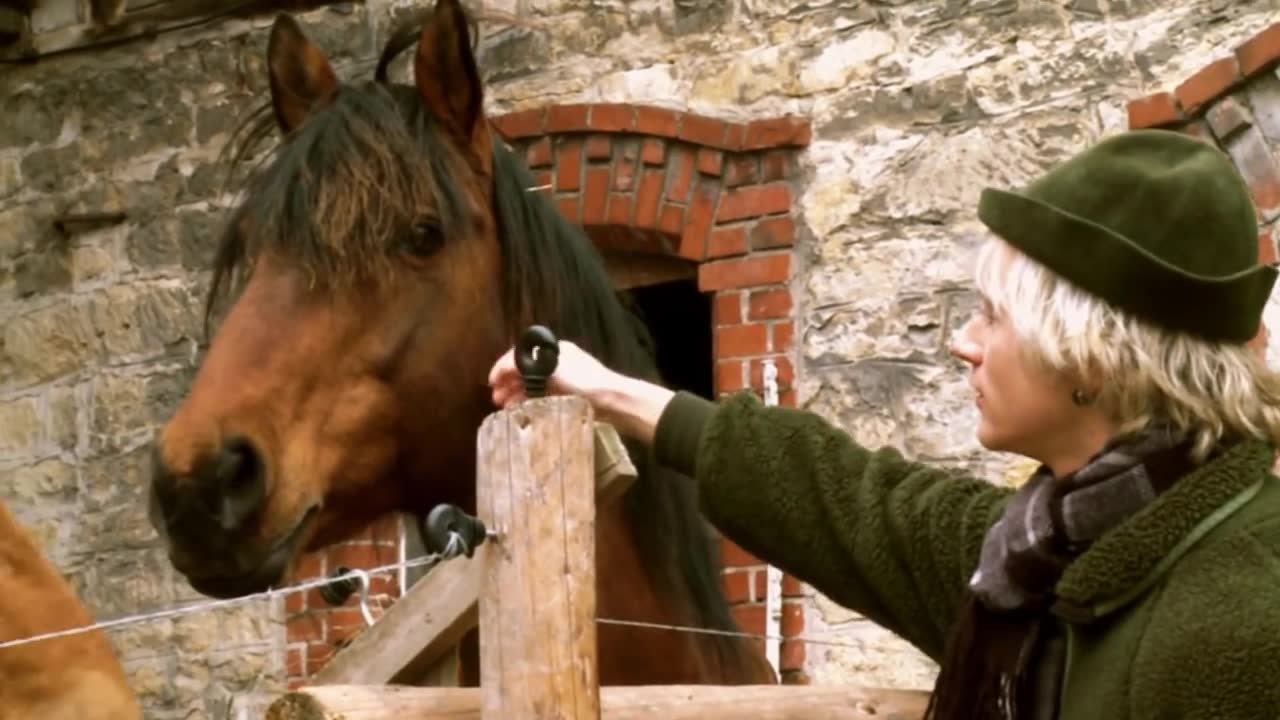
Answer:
213;436;266;532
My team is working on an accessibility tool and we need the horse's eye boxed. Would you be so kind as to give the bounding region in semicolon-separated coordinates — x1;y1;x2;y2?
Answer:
405;221;445;257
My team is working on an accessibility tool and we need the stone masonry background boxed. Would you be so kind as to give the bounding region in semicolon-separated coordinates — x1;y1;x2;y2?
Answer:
3;0;1280;716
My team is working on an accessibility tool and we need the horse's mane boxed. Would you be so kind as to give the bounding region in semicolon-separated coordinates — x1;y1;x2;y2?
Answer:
205;14;755;677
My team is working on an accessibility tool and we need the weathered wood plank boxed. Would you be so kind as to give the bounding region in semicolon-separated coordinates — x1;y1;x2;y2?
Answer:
263;684;932;720
477;395;600;719
308;545;484;686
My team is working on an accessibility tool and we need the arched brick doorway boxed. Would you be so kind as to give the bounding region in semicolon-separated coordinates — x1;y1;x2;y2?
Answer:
283;102;814;687
492;102;812;682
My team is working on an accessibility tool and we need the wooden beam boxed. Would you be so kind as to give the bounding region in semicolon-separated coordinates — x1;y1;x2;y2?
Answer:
309;545;485;685
262;684;932;720
477;395;600;719
309;424;633;686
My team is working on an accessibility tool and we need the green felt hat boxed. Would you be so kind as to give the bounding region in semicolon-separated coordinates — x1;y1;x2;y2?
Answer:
977;129;1276;343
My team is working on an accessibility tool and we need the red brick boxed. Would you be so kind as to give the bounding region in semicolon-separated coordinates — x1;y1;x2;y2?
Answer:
732;604;767;635
589;103;635;132
714;292;742;325
326;542;396;571
526;137;552;168
546;103;591;132
1228;128;1280;219
724;156;760;187
491;108;543;139
716;323;768;358
289;613;325;643
606;193;633;225
306;641;335;675
641;138;666;165
613;157;637;192
772;321;795;351
697;148;724;176
633;169;665;229
780;601;804;637
1261;228;1278;265
707;227;747;258
717;184;791;223
750;356;794;389
660;203;687;241
285;590;305;615
666;146;696;203
780;639;806;671
327;608;370;645
635;106;680;137
779;389;797;407
555;140;582;191
761;151;790;181
1125;92;1182;130
698;253;791;291
748;287;792;319
287;678;306;691
1204;95;1251;139
291;551;324;581
751;216;795;249
557;195;580;223
1174;56;1241;114
530;170;552;195
584;135;612;161
1236;22;1280;77
721;538;763;566
715;359;746;393
723;122;747;152
743;116;812;150
781;574;804;597
722;569;754;603
286;646;305;677
582;167;610;225
680;184;716;261
680;113;729;147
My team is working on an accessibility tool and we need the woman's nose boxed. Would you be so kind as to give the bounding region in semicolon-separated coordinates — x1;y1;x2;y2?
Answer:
948;319;982;365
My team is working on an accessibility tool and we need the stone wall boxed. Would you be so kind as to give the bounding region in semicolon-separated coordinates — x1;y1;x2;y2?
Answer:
4;0;1280;714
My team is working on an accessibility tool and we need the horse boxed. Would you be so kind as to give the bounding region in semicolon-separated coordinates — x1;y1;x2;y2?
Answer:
0;498;141;720
147;0;777;687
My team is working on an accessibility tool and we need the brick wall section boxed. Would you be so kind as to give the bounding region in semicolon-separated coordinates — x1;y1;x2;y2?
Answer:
282;514;405;688
1127;20;1280;352
492;102;812;682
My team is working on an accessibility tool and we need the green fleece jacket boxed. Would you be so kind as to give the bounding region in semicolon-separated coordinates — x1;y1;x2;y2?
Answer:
653;390;1280;719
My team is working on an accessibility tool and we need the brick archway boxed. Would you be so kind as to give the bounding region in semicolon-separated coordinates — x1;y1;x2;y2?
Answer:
493;102;812;682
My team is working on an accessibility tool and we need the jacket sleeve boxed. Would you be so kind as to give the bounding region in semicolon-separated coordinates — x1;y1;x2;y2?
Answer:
653;390;1013;661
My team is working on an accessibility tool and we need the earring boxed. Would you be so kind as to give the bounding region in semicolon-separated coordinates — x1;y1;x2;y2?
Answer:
1071;389;1094;407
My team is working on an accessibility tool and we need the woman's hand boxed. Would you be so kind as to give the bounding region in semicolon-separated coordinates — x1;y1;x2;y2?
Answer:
486;340;676;444
487;339;616;408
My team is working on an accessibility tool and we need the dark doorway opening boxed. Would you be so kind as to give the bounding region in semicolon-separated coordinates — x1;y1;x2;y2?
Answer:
623;277;713;400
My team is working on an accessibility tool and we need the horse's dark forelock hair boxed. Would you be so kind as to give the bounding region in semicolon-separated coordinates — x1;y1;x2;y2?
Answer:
206;15;756;677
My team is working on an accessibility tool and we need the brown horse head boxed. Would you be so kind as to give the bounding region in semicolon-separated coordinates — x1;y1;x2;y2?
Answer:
149;2;505;597
149;0;771;684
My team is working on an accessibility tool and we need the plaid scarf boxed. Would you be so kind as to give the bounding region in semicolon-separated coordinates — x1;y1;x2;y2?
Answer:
924;423;1197;720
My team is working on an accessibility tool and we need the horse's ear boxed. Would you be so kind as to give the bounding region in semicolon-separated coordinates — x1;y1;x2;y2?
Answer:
267;14;339;135
414;0;485;146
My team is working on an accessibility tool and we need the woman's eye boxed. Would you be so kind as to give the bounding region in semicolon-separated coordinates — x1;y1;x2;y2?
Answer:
405;221;445;257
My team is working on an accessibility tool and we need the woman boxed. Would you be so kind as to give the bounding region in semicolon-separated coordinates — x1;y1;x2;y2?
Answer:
488;129;1280;719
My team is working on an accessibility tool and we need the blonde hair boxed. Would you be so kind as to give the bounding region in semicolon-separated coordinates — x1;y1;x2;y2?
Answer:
973;236;1280;461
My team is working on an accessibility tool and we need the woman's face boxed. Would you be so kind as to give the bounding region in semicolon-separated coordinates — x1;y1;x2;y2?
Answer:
949;296;1082;462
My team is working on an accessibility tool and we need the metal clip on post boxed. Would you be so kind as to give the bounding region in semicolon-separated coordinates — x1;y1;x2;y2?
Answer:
514;324;560;399
422;503;490;558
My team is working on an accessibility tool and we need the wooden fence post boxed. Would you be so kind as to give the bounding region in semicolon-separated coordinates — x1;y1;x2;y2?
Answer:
477;395;600;720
